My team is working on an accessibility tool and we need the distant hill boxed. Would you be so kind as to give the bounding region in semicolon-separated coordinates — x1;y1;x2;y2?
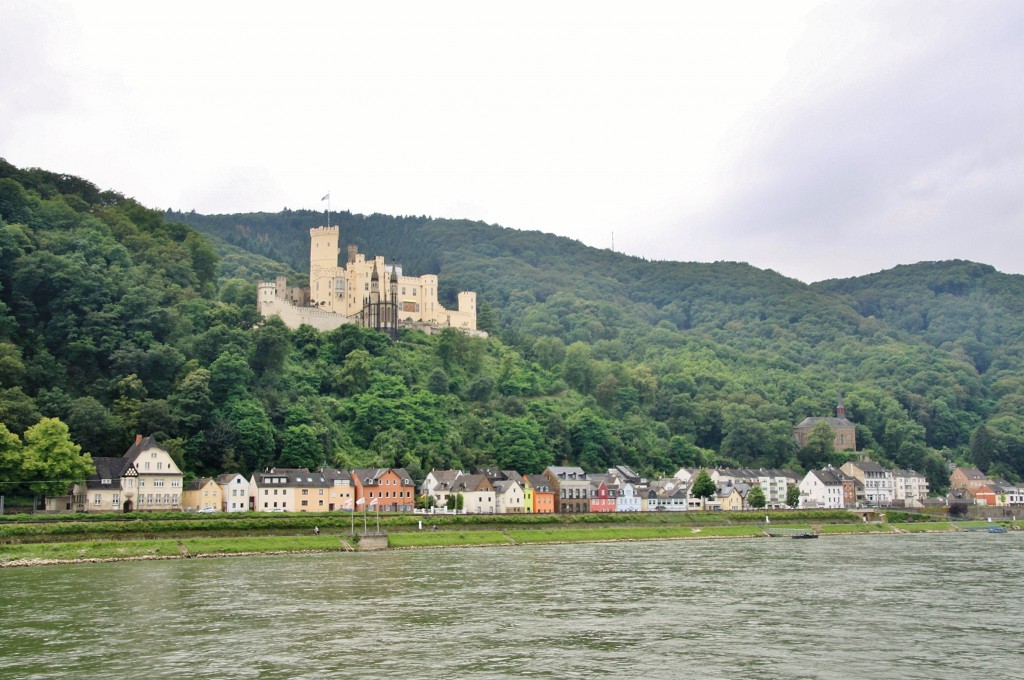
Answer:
1;159;1022;499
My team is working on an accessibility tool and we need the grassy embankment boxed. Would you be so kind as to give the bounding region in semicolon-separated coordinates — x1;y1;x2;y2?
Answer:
2;512;1017;565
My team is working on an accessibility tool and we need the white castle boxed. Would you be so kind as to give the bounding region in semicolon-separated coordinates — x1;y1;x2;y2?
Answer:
258;226;482;336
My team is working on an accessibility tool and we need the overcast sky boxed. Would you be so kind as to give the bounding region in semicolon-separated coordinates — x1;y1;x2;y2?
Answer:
2;0;1021;282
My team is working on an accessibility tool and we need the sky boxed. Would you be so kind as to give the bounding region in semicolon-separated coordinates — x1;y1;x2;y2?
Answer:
2;0;1021;283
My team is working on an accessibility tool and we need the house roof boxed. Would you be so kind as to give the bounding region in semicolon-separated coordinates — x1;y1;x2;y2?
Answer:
184;477;216;492
809;469;843;486
452;474;492;493
82;457;129;490
121;435;164;466
492;479;522;495
956;467;987;480
545;466;587;480
525;475;552;493
425;469;463;490
253;468;329;488
795;416;854;430
215;473;245;485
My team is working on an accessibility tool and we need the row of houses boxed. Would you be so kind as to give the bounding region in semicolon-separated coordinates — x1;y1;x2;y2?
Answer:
947;466;1024;507
48;435;419;514
49;435;947;516
798;461;930;509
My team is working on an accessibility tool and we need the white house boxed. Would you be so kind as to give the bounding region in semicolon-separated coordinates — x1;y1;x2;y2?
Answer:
493;479;525;514
216;473;250;512
613;482;642;512
799;469;844;509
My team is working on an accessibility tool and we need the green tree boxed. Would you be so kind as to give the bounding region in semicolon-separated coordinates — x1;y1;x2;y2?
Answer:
691;469;716;509
0;423;23;490
970;424;997;473
279;424;324;469
747;485;767;509
334;349;372;396
786;483;801;508
798;421;836;470
20;417;95;498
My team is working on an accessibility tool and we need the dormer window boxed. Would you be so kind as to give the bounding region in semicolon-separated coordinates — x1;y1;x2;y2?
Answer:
101;478;112;485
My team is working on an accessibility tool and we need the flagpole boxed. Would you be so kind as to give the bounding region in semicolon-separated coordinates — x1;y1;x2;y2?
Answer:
322;191;331;229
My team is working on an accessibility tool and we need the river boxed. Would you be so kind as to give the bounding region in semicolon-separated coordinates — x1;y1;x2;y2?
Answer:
1;532;1021;679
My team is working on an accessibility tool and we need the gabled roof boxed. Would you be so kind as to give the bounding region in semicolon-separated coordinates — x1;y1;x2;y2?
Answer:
253;468;329;488
216;473;246;485
352;467;414;486
424;469;462;490
955;466;987;480
492;479;522;495
525;475;552;493
795;416;854;429
321;468;353;484
544;466;587;480
452;474;493;493
809;469;843;486
82;457;130;490
121;435;165;466
184;477;217;492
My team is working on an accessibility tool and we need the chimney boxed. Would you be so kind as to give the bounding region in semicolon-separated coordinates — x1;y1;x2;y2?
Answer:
836;392;846;419
135;434;143;444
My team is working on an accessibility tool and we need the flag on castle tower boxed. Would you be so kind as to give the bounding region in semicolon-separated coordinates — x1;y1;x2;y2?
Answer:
321;192;330;201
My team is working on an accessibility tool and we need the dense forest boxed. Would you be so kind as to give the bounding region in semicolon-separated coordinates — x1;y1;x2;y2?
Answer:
2;158;1023;504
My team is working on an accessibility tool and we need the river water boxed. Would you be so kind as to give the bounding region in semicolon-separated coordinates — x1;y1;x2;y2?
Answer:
1;533;1021;679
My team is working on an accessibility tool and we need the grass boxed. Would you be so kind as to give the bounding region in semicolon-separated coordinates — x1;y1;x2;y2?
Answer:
182;535;346;555
890;522;958;533
817;523;893;534
388;531;512;548
509;524;766;544
0;539;183;562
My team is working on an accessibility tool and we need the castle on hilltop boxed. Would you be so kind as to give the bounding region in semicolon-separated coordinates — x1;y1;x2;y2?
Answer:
258;226;482;336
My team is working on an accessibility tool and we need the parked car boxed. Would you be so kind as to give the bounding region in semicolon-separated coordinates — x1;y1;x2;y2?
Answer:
198;507;216;514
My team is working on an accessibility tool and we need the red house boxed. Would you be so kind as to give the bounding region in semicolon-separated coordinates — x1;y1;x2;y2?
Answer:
589;479;616;513
351;468;415;512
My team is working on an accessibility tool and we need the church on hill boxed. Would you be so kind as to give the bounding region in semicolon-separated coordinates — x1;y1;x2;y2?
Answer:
793;394;857;452
258;225;482;336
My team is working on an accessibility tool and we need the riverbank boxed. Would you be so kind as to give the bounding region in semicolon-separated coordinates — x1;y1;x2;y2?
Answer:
2;519;1017;567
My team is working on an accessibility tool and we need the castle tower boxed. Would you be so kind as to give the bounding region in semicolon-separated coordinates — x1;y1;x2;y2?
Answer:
309;226;341;312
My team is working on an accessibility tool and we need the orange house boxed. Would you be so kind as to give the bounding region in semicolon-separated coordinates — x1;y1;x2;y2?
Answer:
525;475;556;514
973;484;997;506
351;467;415;512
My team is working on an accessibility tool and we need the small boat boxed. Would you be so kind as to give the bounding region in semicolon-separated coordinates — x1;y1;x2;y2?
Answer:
791;532;818;539
988;526;1008;533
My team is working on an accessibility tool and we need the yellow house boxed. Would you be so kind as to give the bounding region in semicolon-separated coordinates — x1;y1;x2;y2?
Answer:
68;435;182;513
250;467;349;512
182;478;220;512
522;477;534;514
718;486;747;512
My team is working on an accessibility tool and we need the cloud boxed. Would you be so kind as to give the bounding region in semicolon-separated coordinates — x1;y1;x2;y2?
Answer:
669;1;1024;281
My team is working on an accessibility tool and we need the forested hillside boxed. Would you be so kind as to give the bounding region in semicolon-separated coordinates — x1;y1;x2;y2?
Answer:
1;159;1022;503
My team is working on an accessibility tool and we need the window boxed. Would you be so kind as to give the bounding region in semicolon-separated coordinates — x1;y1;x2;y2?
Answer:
301;500;308;507
139;479;145;487
113;494;120;504
302;489;309;496
94;494;102;505
151;452;157;459
155;480;164;488
171;480;180;488
144;462;150;471
157;462;163;470
319;489;324;495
